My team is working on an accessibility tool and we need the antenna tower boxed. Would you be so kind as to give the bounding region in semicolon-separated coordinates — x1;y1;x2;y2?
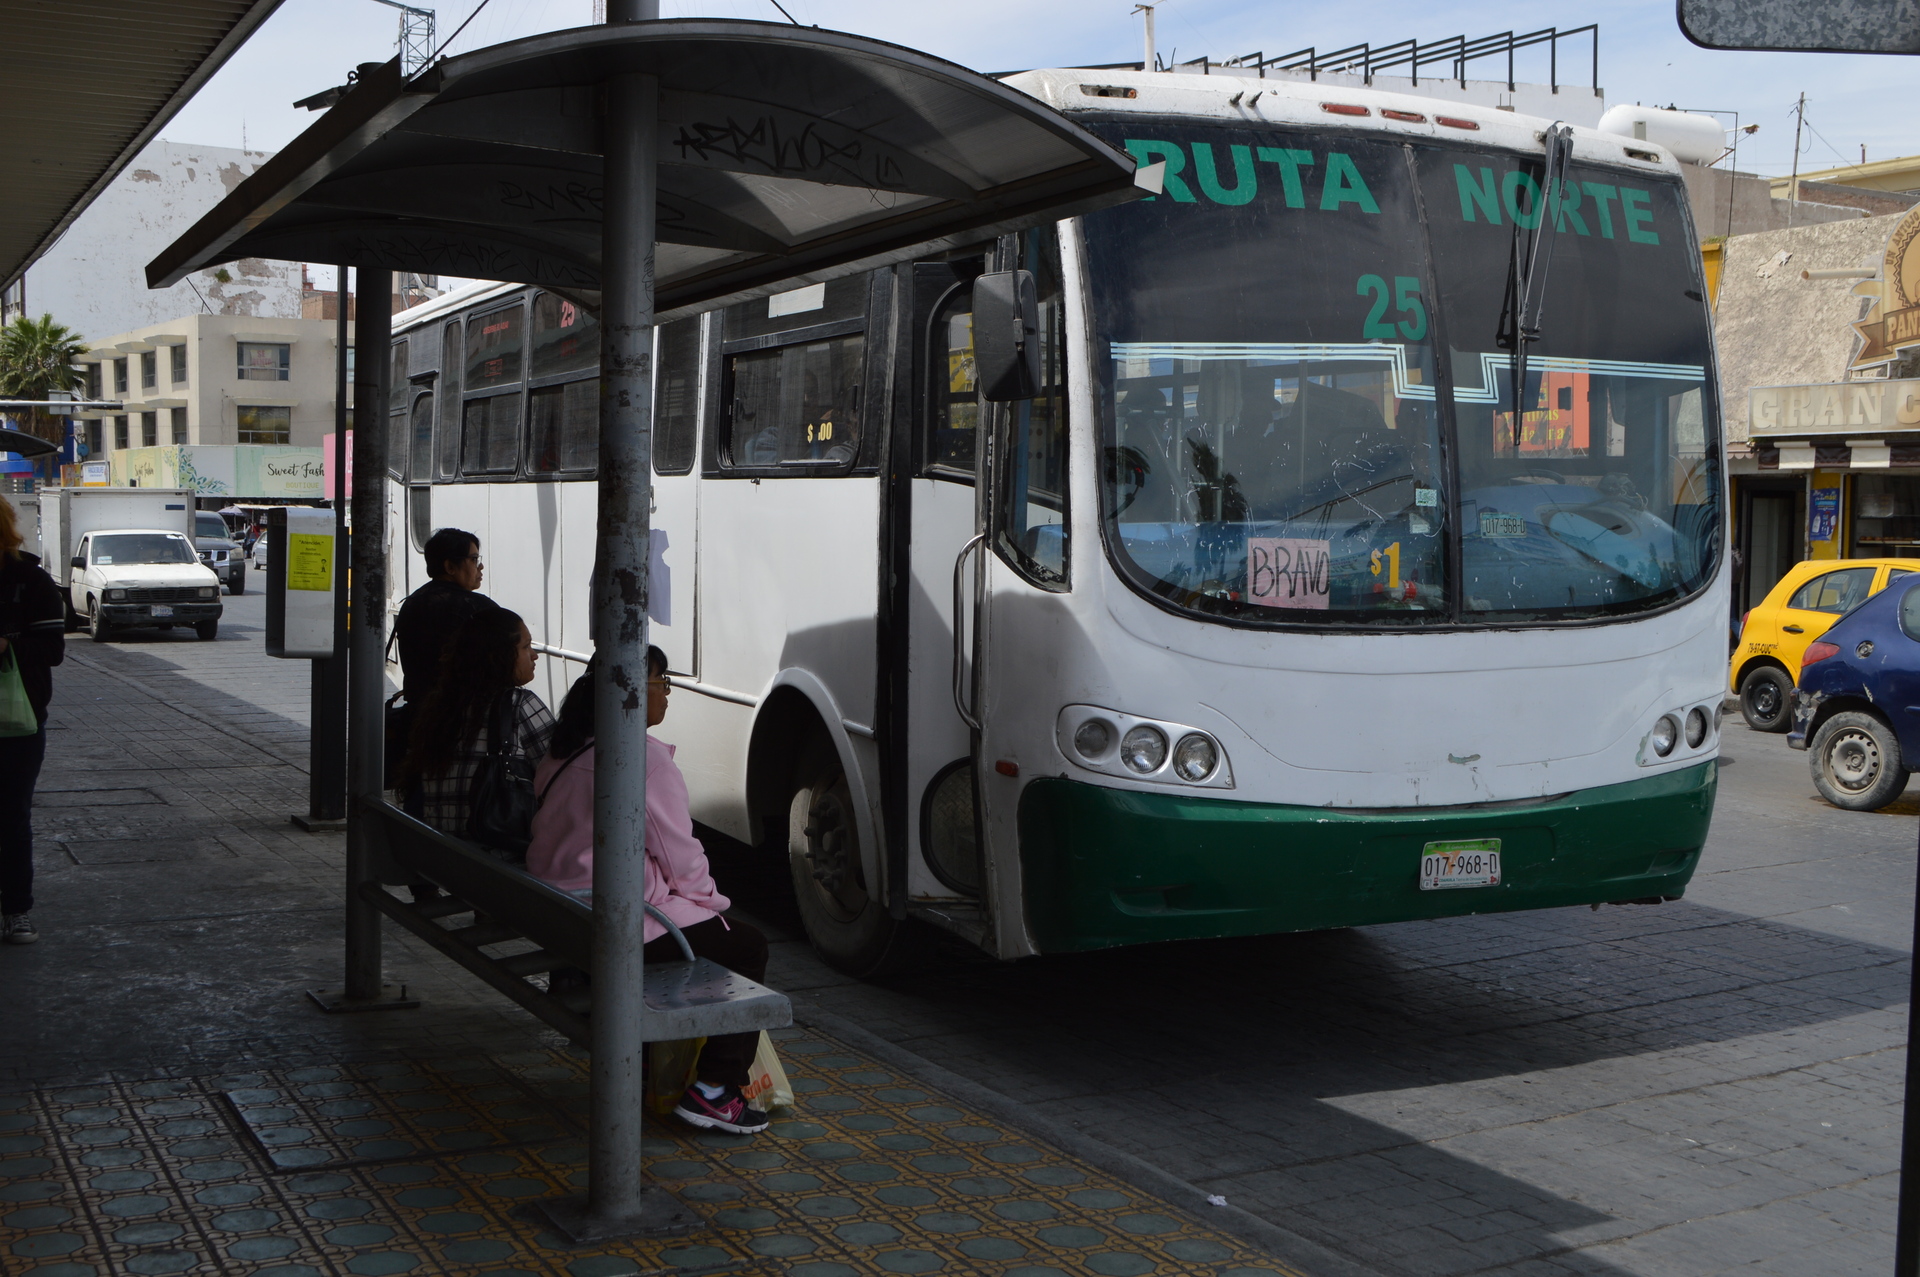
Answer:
368;0;436;75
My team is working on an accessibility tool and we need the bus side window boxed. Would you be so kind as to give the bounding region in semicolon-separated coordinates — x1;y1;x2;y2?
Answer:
723;334;864;471
527;292;598;476
653;317;700;475
409;391;434;482
436;322;462;479
927;287;978;478
387;340;409;480
463;303;525;476
993;228;1069;588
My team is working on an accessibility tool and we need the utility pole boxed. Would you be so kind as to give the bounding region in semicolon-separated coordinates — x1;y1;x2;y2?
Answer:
1787;92;1806;226
1133;4;1157;72
367;0;435;75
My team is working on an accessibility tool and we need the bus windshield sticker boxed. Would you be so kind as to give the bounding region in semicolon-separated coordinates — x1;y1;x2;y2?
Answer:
1247;537;1330;609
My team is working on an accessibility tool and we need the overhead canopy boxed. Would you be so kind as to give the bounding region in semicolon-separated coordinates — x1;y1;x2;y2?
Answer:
147;19;1145;318
1;0;287;291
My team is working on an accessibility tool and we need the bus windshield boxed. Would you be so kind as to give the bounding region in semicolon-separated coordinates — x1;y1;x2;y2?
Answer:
1082;120;1719;627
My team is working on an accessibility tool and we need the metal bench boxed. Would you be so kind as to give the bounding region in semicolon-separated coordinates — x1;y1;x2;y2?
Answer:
362;800;791;1046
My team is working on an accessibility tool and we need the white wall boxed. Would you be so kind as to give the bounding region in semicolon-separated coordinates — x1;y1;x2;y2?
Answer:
11;139;303;344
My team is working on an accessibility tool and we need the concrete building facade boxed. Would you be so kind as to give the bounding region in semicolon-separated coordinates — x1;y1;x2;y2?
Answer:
1713;209;1920;611
72;314;345;463
1;140;302;341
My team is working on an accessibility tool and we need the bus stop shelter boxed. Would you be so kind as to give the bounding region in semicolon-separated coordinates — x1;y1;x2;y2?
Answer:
148;8;1143;1239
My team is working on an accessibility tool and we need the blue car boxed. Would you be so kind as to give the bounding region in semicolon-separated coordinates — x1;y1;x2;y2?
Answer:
1788;575;1920;809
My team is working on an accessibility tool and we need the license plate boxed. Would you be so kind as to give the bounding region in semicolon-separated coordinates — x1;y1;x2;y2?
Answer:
151;604;173;618
1420;839;1501;890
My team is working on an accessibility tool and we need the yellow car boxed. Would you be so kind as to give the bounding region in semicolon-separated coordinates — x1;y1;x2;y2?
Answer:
1732;557;1919;731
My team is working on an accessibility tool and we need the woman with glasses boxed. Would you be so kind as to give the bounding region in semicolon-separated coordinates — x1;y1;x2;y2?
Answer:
527;646;773;1136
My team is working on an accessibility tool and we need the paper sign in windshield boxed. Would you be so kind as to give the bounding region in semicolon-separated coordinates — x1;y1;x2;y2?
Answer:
1247;538;1330;609
287;532;334;593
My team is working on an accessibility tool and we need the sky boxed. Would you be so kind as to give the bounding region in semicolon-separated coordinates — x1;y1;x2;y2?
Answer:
164;0;1920;179
159;0;1920;291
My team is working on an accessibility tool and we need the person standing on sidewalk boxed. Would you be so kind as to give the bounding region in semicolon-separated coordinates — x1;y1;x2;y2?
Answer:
394;528;499;698
0;500;67;945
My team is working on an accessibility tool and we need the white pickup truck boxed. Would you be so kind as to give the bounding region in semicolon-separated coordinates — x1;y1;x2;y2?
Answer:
41;488;224;642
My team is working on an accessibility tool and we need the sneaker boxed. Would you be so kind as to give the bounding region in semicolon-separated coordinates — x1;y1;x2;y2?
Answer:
2;913;38;945
674;1083;770;1135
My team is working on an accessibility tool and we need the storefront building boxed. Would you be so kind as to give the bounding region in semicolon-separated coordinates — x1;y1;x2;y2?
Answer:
1718;203;1920;609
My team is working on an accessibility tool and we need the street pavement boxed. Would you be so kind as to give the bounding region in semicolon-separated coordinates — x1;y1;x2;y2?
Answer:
0;587;1911;1275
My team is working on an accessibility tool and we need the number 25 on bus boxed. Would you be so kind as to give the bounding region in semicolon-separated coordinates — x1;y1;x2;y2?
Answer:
388;67;1725;974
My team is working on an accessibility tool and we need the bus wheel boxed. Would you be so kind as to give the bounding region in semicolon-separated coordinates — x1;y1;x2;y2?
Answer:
786;746;909;977
1738;666;1793;732
1810;711;1908;811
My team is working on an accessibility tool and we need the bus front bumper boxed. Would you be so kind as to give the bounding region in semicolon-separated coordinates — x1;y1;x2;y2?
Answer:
1017;762;1716;954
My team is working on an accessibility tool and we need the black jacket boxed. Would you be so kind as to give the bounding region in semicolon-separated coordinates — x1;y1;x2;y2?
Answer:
0;552;65;725
395;578;500;698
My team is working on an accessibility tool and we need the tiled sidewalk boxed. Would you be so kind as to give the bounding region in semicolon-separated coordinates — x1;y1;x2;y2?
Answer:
2;1026;1294;1277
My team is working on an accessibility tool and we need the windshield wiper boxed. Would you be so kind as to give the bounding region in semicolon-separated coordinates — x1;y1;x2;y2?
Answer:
1495;122;1575;450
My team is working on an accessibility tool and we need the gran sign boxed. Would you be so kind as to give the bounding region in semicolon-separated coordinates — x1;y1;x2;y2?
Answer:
1750;379;1920;436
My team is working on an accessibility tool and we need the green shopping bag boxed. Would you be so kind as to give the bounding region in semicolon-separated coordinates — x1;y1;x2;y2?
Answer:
0;648;38;737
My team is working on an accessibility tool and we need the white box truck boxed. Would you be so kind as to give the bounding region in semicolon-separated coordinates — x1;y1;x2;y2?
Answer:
41;488;224;642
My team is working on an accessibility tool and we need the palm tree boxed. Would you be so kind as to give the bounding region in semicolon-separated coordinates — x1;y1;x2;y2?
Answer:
0;314;86;444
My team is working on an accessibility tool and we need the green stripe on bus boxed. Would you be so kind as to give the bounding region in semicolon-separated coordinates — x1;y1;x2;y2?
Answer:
1017;762;1716;954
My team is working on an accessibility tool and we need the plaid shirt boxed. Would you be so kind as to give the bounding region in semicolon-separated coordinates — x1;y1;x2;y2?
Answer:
419;687;555;834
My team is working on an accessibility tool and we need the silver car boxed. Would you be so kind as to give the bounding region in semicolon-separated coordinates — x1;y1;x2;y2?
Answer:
194;511;247;595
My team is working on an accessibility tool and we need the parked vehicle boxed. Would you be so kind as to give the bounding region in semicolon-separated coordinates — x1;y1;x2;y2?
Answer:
194;511;246;595
68;530;222;642
1788;577;1920;809
250;531;271;571
41;488;210;632
1730;558;1918;732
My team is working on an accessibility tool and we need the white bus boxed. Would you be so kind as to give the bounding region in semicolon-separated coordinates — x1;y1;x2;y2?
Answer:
385;68;1724;974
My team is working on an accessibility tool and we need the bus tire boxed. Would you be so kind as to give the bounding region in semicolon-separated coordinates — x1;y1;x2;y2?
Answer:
1738;666;1792;733
785;740;913;977
1810;711;1908;811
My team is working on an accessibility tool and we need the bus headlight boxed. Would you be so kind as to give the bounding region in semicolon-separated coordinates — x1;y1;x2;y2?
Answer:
1650;715;1679;757
1685;707;1708;749
1172;733;1218;781
1073;718;1115;760
1056;706;1234;789
1120;725;1168;774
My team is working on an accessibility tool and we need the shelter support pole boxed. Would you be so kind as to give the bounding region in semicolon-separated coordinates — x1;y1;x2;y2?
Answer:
313;269;415;1014
540;0;688;1240
297;267;351;834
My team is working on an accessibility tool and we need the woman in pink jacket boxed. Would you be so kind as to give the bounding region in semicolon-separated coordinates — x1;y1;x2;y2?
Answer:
527;647;773;1136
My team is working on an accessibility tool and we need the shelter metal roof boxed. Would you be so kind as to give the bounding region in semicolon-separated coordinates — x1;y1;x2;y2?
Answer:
147;20;1147;318
0;0;287;292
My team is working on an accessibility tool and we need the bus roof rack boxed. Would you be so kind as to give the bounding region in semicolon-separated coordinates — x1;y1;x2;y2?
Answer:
145;19;1147;321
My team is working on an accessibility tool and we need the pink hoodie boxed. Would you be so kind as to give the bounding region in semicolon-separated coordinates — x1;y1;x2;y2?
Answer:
526;735;730;943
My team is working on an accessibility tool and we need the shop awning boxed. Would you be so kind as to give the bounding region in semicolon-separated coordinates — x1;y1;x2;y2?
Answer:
1;0;287;291
147;19;1147;317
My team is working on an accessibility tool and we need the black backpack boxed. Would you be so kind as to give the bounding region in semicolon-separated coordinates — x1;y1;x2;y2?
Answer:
467;691;537;858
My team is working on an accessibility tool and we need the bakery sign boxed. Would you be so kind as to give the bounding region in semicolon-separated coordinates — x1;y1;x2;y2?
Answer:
1854;203;1920;366
1750;378;1920;435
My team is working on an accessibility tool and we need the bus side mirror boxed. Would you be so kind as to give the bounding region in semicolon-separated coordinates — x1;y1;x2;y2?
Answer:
974;269;1039;402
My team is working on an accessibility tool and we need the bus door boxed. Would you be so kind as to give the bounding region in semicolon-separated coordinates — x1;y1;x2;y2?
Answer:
902;257;990;906
966;240;1070;954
